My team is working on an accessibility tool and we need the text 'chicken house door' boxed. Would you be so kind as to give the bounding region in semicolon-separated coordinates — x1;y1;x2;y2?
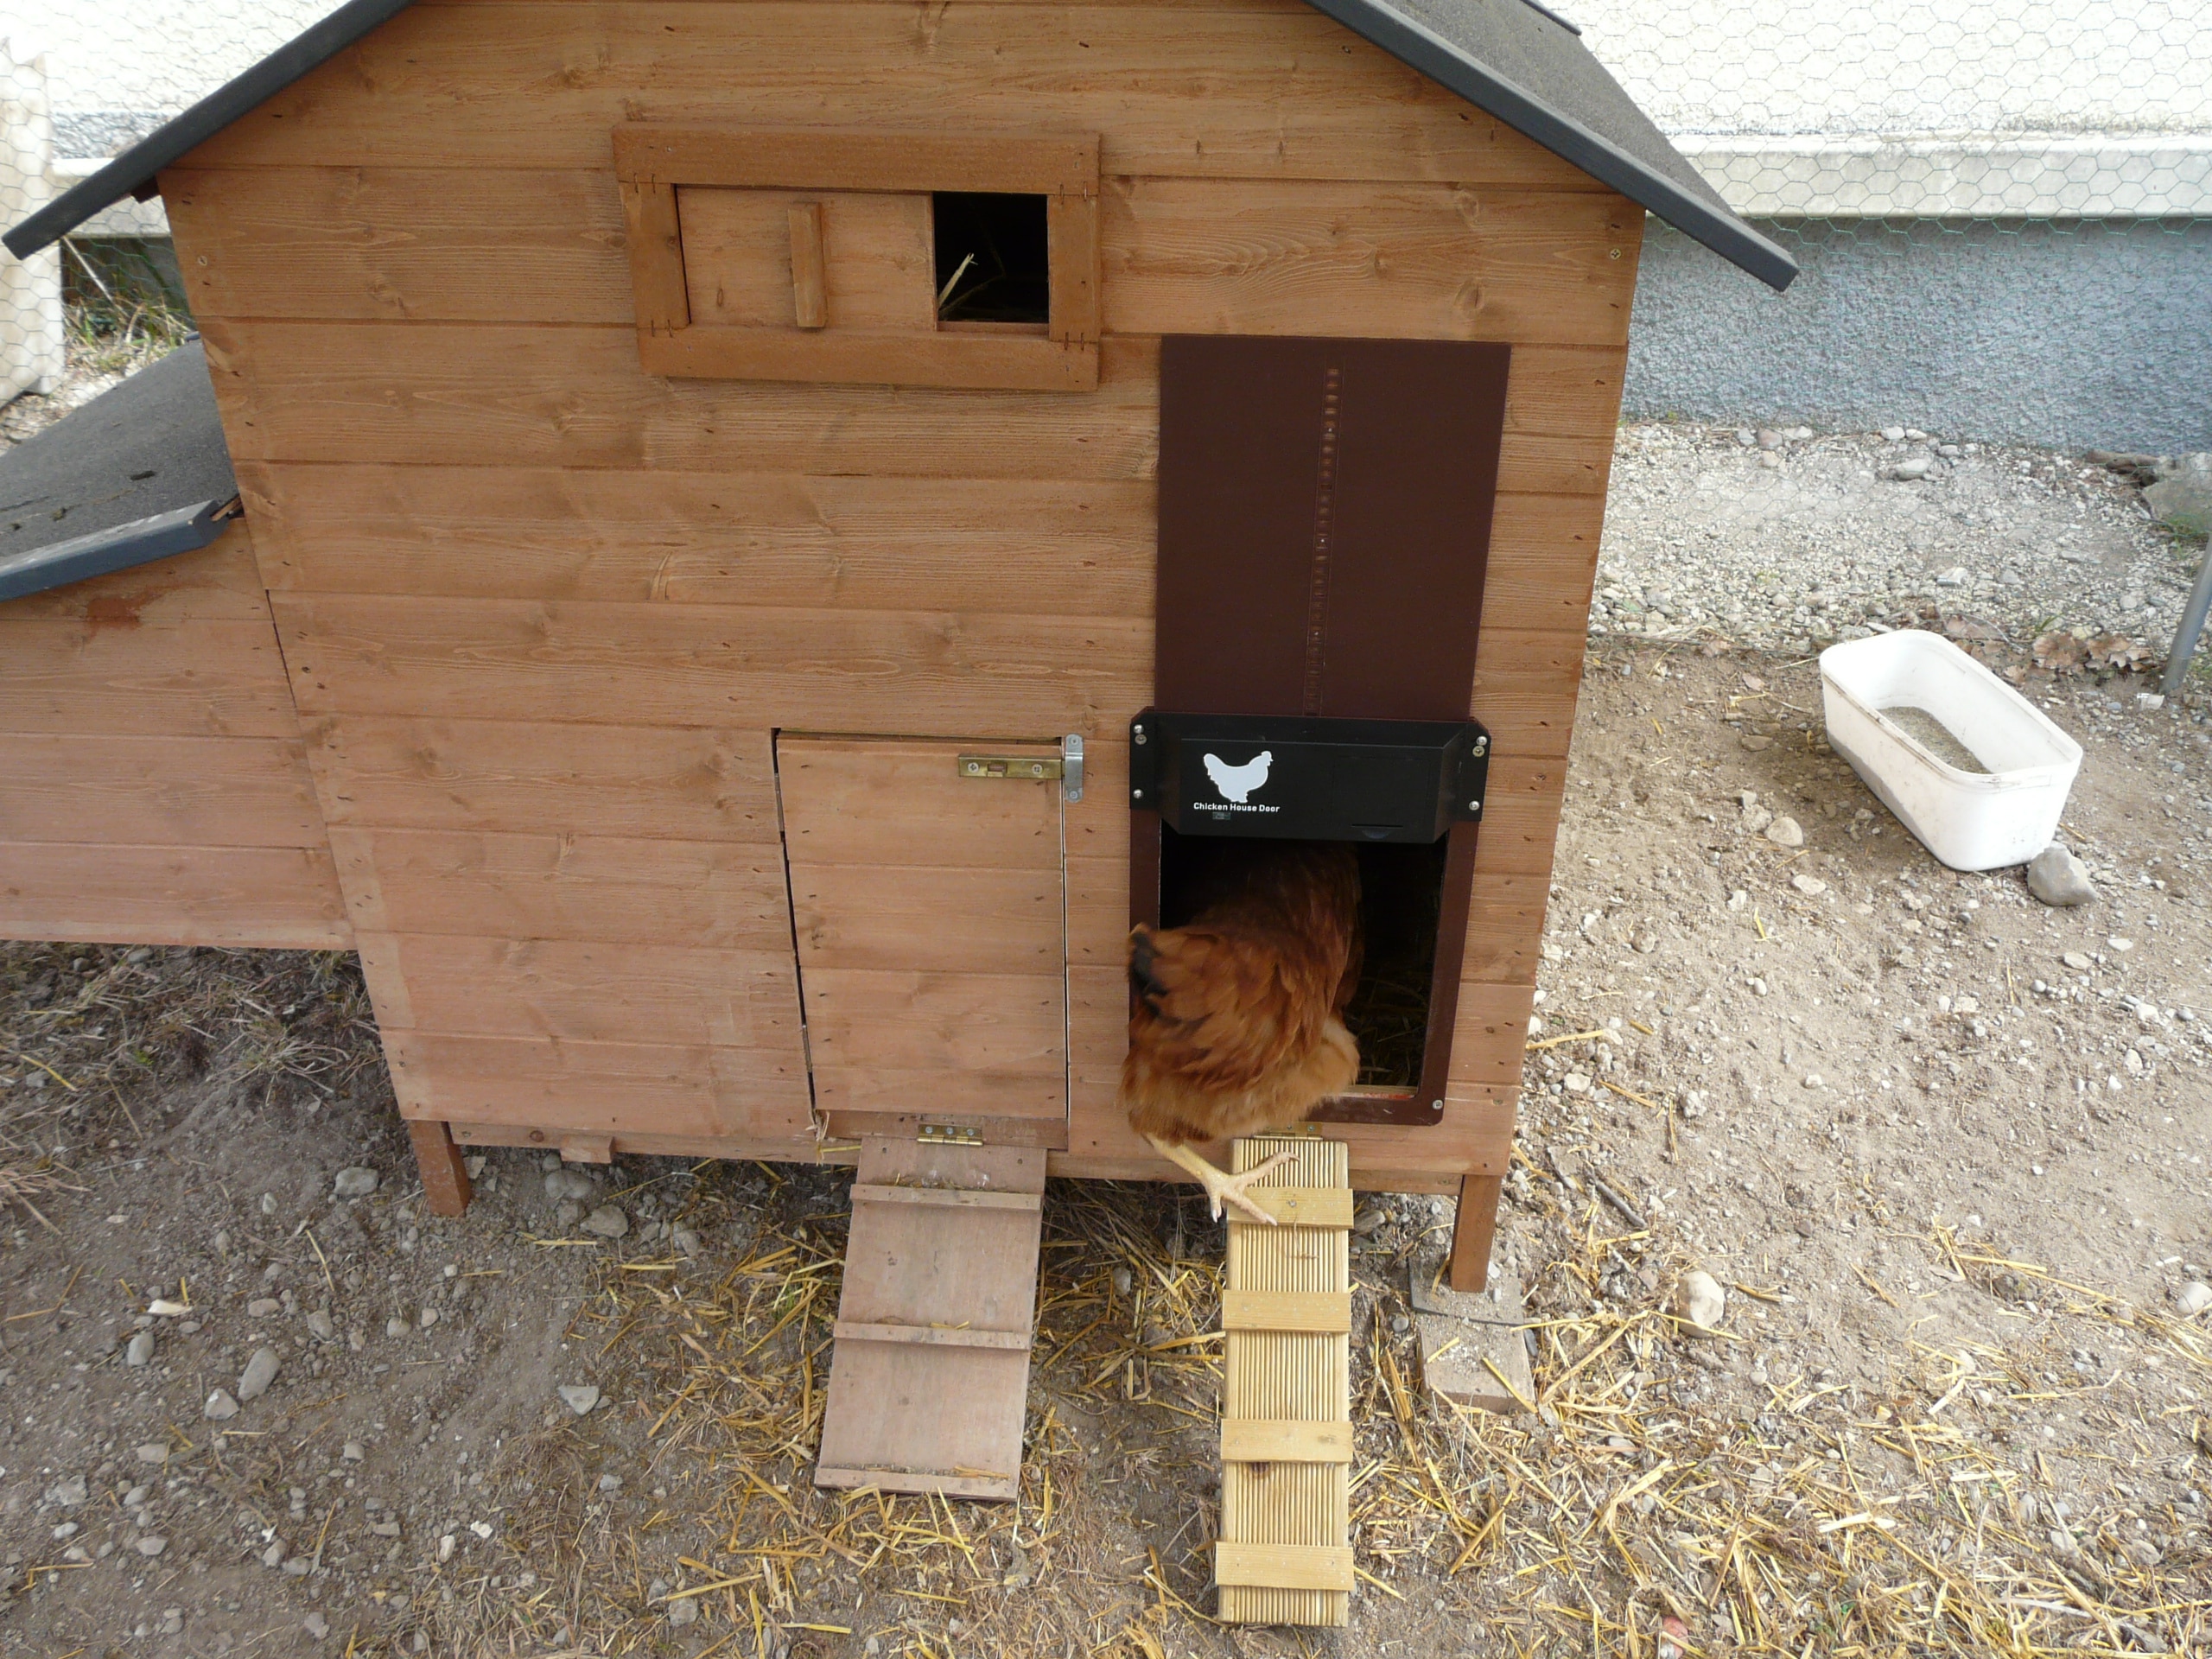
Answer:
774;734;1071;1147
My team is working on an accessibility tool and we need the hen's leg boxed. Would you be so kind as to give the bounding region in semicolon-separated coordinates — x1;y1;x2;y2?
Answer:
1145;1135;1294;1225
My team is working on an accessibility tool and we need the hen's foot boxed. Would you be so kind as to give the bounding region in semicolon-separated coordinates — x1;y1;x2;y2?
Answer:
1143;1135;1294;1224
1200;1150;1297;1224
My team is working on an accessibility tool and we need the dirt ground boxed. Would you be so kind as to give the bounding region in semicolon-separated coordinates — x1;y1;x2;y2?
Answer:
3;326;2211;1654
0;639;2205;1656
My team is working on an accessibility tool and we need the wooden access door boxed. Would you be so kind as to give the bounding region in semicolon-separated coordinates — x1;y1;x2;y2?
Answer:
776;734;1071;1147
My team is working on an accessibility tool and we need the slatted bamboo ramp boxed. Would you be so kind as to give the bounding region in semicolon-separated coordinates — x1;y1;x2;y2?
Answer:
814;1135;1046;1502
1216;1135;1354;1627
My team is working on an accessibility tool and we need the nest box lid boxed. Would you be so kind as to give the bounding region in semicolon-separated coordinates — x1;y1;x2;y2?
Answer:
3;0;1795;289
0;340;239;603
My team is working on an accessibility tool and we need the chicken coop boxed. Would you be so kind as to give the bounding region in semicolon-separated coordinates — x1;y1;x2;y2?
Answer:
2;0;1791;1511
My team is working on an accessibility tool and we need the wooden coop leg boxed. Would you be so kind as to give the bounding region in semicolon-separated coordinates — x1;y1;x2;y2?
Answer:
408;1120;474;1217
1448;1173;1503;1294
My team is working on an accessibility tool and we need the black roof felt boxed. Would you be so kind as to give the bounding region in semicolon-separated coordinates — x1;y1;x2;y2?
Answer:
0;341;239;603
2;0;1795;289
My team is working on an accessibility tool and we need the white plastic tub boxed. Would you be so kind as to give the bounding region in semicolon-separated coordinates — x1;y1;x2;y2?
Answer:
1819;630;2082;871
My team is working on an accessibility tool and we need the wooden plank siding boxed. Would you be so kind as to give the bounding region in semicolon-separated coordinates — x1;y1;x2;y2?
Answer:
0;527;350;950
175;3;1620;190
161;0;1638;1185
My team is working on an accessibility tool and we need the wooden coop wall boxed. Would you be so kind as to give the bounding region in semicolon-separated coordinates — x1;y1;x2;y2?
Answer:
0;522;350;950
160;0;1641;1189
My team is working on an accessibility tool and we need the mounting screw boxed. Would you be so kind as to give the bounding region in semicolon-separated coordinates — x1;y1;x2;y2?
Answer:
1469;799;1481;810
1431;1100;1443;1112
1133;728;1147;745
1471;734;1489;756
1132;788;1144;799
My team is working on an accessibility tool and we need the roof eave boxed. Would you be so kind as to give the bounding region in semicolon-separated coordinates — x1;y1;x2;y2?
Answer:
1298;0;1801;291
0;499;237;605
2;0;417;260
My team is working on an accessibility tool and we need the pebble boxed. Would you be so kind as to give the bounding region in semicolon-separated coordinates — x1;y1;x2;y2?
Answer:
333;1166;379;1199
2108;937;2133;953
2027;844;2096;906
136;1535;167;1557
135;1443;168;1465
1351;1202;1386;1236
124;1331;155;1368
2062;950;2093;970
1677;1271;1727;1335
1764;816;1804;847
1803;1073;1826;1090
385;1317;409;1339
1893;457;1934;482
1739;734;1773;751
559;1384;602;1415
543;1168;595;1204
47;1475;86;1508
669;1599;699;1627
420;1308;440;1329
238;1347;281;1402
248;1298;280;1318
1563;1071;1592;1094
1789;874;1827;896
2175;1281;2212;1317
1880;425;1906;442
305;1612;330;1640
306;1310;335;1342
599;1474;624;1493
204;1389;240;1421
670;1226;702;1258
1740;804;1773;834
1111;1266;1134;1298
580;1205;629;1239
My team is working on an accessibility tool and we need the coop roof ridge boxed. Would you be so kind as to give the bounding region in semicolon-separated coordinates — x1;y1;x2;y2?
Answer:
2;0;1795;289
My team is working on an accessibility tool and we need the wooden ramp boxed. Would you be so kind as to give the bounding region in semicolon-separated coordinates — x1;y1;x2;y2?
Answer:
815;1135;1046;1501
1216;1135;1355;1626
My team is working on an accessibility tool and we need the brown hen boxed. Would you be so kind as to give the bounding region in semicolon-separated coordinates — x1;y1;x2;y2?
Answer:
1122;841;1363;1223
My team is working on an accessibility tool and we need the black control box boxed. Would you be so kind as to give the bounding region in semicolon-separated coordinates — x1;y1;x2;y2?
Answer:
1127;710;1489;844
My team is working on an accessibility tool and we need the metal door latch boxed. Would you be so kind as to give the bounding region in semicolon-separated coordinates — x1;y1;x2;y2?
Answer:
958;754;1061;780
955;735;1084;803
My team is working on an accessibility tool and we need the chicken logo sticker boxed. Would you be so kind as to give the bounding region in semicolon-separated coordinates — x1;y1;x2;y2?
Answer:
1201;749;1275;810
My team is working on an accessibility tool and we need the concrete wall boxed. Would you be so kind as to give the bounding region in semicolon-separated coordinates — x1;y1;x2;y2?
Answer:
1624;216;2212;454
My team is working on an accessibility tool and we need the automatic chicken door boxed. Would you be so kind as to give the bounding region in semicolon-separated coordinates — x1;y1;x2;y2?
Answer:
1132;334;1510;1128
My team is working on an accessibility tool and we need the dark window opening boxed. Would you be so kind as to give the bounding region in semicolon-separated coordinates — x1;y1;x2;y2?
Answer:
1156;830;1448;1093
932;192;1051;326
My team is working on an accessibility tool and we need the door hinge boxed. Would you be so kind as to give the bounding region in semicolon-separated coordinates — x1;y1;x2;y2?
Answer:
918;1122;983;1147
1061;734;1084;802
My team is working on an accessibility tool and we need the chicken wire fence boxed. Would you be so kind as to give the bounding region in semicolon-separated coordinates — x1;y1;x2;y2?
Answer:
0;0;2209;415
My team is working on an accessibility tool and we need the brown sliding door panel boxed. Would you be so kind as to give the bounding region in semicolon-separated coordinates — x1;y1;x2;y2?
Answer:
1154;336;1509;721
1147;336;1510;1127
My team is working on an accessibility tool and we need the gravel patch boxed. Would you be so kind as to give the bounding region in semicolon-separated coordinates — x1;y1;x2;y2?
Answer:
1596;423;2200;656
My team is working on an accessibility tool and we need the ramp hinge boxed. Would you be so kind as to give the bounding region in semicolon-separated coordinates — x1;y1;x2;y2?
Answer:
918;1122;983;1147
